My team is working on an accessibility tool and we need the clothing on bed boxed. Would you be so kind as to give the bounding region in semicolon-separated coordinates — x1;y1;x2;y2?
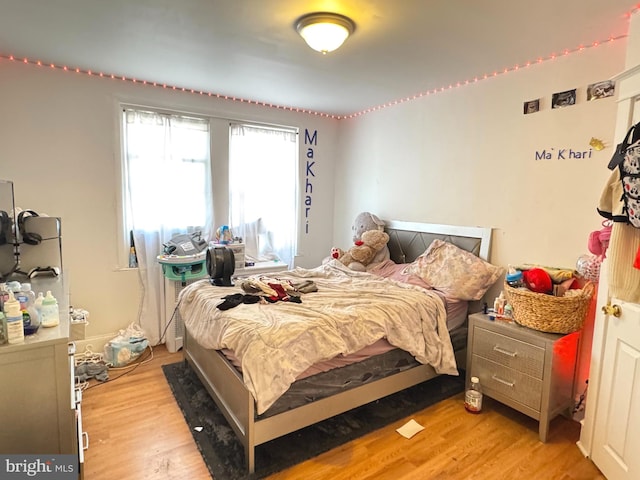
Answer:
178;260;458;414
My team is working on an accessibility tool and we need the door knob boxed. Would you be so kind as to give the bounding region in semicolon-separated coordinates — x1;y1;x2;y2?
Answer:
602;303;622;317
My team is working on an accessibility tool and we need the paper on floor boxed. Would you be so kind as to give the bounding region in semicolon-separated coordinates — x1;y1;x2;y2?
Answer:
396;419;424;439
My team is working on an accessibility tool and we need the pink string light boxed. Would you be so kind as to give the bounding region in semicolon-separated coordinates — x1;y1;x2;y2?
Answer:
344;33;627;119
0;31;630;120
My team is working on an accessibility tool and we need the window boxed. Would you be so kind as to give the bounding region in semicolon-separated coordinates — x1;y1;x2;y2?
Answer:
121;107;213;345
122;108;212;239
120;108;298;345
229;124;298;267
120;110;298;270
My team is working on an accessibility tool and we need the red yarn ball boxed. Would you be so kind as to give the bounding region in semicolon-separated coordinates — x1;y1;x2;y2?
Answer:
523;268;552;294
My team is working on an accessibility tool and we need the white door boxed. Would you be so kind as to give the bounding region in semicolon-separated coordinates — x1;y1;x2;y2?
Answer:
591;300;640;480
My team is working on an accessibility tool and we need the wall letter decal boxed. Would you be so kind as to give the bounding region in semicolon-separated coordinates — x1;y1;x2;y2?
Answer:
303;129;318;235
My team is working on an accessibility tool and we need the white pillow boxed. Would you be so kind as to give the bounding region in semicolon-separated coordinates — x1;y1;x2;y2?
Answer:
403;239;503;301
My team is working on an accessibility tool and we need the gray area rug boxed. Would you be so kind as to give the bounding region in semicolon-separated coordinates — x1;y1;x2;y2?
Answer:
162;361;464;479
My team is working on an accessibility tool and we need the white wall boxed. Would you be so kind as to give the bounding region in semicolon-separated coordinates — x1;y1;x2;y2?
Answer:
335;40;626;305
0;61;338;345
0;37;628;349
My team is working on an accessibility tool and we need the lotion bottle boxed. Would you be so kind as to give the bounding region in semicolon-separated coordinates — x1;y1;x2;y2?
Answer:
4;290;24;344
494;291;506;318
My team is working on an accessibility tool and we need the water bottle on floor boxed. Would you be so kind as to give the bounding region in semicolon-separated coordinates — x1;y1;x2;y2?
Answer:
464;376;483;413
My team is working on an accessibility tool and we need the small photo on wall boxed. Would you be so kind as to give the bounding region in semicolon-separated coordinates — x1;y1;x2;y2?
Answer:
524;98;540;114
587;80;615;101
552;89;576;109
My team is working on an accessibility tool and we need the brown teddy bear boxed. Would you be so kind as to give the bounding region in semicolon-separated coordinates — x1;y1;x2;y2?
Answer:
324;211;391;271
334;229;390;272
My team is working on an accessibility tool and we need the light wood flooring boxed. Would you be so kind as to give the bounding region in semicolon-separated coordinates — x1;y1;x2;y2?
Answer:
82;344;605;479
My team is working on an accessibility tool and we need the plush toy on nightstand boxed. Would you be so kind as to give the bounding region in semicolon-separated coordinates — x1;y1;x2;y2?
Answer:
326;211;391;271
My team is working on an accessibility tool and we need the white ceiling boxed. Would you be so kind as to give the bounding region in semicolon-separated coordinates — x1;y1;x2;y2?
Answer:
0;1;635;116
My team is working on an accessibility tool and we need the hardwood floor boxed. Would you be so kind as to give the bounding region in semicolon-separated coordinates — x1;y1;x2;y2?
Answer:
82;344;605;479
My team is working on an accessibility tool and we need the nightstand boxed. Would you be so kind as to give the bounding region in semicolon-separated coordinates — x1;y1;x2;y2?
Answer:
466;312;579;442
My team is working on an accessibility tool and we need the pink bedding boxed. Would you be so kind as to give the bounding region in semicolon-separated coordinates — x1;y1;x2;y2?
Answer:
369;260;469;330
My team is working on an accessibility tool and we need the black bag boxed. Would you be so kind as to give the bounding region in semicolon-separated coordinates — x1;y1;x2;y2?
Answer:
609;122;640;228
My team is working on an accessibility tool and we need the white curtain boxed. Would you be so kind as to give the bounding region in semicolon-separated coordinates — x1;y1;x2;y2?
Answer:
123;109;212;345
229;124;297;267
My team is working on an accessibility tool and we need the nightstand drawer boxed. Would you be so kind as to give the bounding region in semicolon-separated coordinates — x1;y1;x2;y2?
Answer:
473;355;543;411
473;327;545;379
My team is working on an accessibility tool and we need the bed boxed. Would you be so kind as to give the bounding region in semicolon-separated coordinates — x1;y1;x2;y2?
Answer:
178;220;496;473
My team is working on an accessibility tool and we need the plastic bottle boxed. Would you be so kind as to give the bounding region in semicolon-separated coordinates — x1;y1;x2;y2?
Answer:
0;283;9;312
4;290;24;344
219;225;231;244
464;376;483;413
506;270;524;288
17;282;39;335
8;281;21;300
493;292;506;319
503;303;514;321
40;290;60;328
492;296;501;318
34;292;44;320
498;291;506;316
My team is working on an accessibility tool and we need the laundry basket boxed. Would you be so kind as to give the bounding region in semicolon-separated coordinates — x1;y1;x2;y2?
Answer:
503;282;595;334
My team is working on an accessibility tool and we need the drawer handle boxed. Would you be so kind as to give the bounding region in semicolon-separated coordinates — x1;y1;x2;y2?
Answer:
493;345;517;357
82;431;89;450
492;375;515;388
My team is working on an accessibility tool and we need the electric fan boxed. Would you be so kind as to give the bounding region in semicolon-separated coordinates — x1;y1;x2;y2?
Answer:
206;246;236;286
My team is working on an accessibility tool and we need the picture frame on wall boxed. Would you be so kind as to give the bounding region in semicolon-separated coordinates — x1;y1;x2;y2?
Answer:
524;98;540;114
587;80;615;101
552;89;576;109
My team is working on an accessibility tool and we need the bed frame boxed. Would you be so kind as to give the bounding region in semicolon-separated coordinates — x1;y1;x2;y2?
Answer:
183;220;493;473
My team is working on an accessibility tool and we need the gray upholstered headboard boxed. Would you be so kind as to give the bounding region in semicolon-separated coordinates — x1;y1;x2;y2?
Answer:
384;220;492;263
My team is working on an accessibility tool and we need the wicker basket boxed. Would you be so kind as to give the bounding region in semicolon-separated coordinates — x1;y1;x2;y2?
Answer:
503;282;595;334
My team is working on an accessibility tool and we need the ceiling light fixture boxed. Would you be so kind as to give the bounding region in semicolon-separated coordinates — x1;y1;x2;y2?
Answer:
295;12;355;54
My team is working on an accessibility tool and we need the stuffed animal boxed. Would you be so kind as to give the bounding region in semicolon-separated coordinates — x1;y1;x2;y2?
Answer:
588;220;612;259
336;229;390;271
523;268;553;294
351;211;383;241
325;212;391;271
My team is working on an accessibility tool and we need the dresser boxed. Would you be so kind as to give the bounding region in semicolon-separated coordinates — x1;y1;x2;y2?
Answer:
466;312;579;442
0;276;84;477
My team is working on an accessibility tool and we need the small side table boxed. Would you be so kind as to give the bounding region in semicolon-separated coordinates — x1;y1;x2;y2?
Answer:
466;312;580;442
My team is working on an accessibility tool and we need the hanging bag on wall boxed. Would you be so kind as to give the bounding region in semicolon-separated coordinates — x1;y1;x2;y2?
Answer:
608;121;640;228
